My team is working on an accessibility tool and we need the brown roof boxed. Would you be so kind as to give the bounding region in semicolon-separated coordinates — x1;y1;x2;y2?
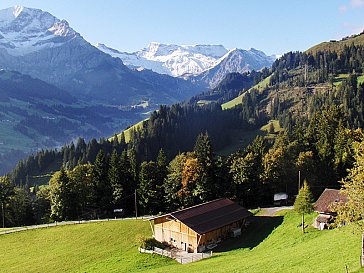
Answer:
314;189;348;213
156;198;252;235
315;214;332;223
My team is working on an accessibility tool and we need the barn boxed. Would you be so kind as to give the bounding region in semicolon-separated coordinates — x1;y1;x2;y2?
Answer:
148;198;252;253
313;188;347;230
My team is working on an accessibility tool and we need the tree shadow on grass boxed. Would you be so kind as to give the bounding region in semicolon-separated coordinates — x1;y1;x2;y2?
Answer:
215;216;284;252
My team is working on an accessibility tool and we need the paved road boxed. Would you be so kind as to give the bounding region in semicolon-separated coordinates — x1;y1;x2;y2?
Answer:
258;206;293;216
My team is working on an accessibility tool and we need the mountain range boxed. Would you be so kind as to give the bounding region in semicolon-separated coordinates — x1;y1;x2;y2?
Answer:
0;5;276;174
97;42;276;88
0;6;201;105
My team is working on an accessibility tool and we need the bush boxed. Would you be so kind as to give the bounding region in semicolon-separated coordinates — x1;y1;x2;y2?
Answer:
137;236;164;250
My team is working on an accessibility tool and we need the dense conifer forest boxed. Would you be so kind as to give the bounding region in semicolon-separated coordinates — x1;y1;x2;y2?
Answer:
2;38;364;227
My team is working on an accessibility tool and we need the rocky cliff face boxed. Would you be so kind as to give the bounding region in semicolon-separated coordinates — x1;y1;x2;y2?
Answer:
194;48;276;88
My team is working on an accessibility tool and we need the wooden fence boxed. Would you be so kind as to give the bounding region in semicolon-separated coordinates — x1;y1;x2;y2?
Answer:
139;247;212;264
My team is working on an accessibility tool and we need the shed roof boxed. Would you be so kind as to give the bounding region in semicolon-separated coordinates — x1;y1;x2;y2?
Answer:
314;188;348;213
153;198;252;235
315;214;332;223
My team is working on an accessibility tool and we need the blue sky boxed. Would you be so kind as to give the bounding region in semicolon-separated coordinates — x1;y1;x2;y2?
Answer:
1;0;364;55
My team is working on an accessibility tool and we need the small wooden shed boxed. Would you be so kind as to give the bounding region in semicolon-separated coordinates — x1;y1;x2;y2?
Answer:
149;198;252;253
313;188;347;230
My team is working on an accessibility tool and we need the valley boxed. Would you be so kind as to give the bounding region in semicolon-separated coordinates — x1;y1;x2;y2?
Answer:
0;6;274;174
1;3;364;273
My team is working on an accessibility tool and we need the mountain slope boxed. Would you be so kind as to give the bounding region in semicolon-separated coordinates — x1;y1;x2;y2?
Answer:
0;69;144;175
194;48;275;88
307;31;364;54
0;6;202;106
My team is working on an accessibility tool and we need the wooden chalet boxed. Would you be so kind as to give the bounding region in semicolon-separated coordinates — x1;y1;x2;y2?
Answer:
148;198;252;253
313;188;347;230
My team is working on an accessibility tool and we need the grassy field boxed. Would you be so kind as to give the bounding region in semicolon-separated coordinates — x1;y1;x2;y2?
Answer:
216;120;283;156
358;75;364;85
0;211;362;273
0;220;173;273
0;228;14;232
334;74;364;87
222;75;271;110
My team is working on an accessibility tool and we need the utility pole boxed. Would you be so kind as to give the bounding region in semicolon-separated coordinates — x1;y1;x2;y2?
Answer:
1;202;4;228
135;189;138;220
304;64;308;84
298;170;301;193
361;232;364;267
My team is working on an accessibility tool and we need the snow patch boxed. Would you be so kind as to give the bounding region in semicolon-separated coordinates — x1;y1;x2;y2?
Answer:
13;6;24;18
13;5;24;18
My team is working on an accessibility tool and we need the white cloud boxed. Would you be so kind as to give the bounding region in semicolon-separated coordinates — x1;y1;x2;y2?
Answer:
338;5;348;13
351;0;364;7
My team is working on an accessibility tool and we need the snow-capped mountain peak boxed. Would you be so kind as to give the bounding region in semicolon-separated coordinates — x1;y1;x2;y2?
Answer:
97;42;229;77
0;6;79;56
96;42;275;85
13;5;24;17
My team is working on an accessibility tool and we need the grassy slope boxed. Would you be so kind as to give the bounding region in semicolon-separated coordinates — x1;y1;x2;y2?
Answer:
216;119;283;156
0;220;173;273
222;75;271;110
110;118;148;144
0;211;361;273
358;75;364;85
307;33;364;54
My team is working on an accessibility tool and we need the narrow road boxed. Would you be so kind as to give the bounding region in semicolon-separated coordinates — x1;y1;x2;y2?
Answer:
258;206;293;216
0;216;149;236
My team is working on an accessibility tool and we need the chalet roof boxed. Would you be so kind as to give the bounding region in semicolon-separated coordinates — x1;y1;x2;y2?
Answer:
314;189;348;213
153;198;252;235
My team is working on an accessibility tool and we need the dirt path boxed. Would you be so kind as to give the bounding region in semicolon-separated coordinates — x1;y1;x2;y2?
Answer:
258;206;293;216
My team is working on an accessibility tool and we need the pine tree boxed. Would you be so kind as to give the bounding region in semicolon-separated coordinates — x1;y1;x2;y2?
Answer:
49;169;72;221
138;161;163;214
119;150;134;213
0;176;15;228
127;148;138;187
193;132;215;201
157;148;168;184
294;180;314;233
93;150;112;215
108;150;123;207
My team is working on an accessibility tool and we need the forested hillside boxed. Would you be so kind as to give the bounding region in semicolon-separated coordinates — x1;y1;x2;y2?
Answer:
2;33;364;227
